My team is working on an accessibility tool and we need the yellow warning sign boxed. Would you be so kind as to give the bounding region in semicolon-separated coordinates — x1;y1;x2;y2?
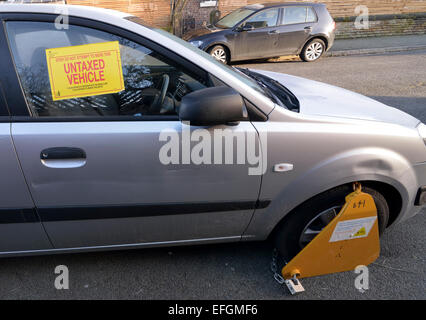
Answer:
45;41;125;101
329;216;376;242
353;227;366;237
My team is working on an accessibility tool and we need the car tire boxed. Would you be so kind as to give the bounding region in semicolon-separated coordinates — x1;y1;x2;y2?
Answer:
300;38;326;62
208;45;229;64
274;185;390;261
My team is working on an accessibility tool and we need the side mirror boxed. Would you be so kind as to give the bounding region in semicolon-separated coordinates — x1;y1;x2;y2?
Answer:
238;24;254;32
179;86;247;126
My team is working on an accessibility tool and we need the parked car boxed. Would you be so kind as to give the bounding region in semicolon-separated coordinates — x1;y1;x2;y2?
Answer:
184;2;336;63
0;4;425;260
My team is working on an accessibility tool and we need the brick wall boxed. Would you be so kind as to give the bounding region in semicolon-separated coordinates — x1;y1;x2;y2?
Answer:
335;13;426;39
218;0;426;18
67;0;426;39
67;0;172;27
181;0;219;33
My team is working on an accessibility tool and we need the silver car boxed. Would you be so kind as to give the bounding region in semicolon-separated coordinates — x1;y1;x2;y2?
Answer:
0;4;425;260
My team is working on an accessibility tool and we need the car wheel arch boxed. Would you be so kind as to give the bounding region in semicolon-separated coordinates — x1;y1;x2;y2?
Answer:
267;180;403;243
244;148;416;241
269;181;399;261
300;35;329;52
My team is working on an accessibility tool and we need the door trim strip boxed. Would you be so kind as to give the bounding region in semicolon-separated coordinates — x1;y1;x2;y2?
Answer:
1;200;270;223
0;208;39;224
38;200;271;222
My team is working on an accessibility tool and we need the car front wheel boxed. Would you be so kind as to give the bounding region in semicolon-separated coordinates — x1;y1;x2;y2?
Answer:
274;185;390;261
208;45;229;64
300;39;326;62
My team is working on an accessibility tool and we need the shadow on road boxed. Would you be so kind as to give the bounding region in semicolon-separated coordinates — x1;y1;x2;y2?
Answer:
230;56;301;65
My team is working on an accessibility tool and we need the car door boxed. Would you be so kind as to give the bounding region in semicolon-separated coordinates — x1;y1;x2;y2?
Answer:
233;8;281;60
0;31;52;253
276;6;317;55
4;15;262;249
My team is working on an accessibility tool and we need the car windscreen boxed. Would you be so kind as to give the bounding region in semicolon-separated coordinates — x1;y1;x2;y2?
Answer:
126;17;273;104
215;8;255;29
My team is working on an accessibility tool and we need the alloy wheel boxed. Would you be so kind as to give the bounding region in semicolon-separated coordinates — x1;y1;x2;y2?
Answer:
211;48;227;63
298;206;341;248
305;42;324;61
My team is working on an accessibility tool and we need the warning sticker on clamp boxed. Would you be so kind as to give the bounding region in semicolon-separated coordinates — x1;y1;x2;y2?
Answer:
329;216;377;242
45;41;125;101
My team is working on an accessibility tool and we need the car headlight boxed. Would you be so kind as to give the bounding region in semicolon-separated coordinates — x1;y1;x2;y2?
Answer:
189;40;203;48
418;123;426;146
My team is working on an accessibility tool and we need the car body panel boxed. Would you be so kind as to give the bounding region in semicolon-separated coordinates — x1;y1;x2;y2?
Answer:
253;70;421;128
0;4;424;257
0;123;53;252
276;22;311;55
233;24;280;60
11;121;261;248
245;110;426;239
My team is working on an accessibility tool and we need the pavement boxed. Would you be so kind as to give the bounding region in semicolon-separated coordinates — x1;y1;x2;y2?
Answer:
328;34;426;57
0;48;425;300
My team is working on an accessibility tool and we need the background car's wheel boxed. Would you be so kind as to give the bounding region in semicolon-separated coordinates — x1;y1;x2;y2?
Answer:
274;185;390;261
208;45;229;64
300;38;326;62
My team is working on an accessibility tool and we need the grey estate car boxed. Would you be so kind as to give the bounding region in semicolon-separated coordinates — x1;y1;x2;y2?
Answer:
184;2;336;63
0;4;425;260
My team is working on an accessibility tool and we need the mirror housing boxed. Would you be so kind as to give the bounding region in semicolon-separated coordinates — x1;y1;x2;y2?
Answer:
238;24;254;32
179;86;247;126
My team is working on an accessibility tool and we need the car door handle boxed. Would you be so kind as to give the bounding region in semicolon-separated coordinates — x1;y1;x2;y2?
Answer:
304;26;313;32
41;147;86;160
40;147;86;169
268;30;279;34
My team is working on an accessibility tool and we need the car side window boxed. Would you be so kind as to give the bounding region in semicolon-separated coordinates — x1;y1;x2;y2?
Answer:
282;7;314;25
6;21;215;118
306;7;318;23
0;82;9;117
244;8;279;29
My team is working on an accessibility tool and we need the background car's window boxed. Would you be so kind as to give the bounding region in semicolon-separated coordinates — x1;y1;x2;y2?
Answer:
6;21;214;118
0;83;9;117
282;7;313;25
244;8;279;29
306;7;318;23
215;8;255;29
152;28;270;98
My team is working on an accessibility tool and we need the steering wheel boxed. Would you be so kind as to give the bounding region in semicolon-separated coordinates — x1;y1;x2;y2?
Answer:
150;74;170;114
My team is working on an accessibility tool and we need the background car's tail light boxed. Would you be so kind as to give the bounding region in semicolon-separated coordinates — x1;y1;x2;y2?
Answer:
327;21;336;33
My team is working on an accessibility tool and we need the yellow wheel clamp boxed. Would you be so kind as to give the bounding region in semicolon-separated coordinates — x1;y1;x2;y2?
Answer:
281;183;380;294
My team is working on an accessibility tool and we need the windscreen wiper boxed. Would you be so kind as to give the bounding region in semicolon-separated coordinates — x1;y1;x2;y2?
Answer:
235;68;287;109
265;78;300;111
245;69;300;112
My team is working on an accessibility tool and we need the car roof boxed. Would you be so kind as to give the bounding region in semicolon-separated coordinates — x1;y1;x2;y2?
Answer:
0;3;131;19
245;2;322;10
